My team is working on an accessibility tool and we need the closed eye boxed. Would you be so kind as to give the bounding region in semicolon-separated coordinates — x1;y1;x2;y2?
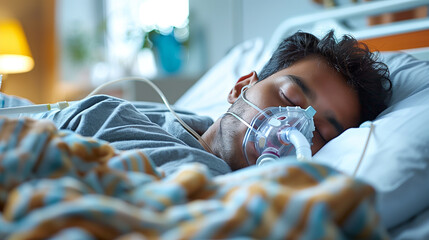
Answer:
280;90;295;106
288;75;316;101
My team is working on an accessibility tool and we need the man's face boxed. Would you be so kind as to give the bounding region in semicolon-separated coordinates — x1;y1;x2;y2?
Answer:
210;56;361;170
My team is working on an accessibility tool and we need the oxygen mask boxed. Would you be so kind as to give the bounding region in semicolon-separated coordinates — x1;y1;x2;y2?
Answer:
242;105;316;165
226;85;316;166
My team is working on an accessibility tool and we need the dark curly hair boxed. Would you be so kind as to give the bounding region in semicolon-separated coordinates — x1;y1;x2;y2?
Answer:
258;30;392;122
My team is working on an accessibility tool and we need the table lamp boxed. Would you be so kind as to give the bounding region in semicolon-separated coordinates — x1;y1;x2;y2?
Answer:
0;19;34;74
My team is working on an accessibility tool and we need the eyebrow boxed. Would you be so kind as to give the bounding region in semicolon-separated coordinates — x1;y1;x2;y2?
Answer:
287;75;316;101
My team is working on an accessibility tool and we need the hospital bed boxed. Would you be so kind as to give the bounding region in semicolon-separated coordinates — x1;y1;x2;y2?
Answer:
175;0;429;238
1;0;429;238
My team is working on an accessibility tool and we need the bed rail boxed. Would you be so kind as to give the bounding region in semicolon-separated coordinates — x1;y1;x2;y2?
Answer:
265;0;429;54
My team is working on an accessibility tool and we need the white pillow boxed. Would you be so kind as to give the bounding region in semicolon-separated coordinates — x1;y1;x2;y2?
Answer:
313;52;429;229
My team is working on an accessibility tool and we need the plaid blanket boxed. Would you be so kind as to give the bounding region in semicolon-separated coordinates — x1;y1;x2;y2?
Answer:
0;117;388;239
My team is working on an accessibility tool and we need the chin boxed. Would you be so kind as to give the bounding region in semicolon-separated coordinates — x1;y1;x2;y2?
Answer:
228;157;249;171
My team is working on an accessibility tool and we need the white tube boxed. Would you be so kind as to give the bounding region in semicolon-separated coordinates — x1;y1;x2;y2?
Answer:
287;129;312;162
0;102;69;117
256;128;312;166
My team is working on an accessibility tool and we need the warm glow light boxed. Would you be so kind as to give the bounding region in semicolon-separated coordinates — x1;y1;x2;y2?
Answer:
139;0;189;32
0;19;34;74
0;54;34;74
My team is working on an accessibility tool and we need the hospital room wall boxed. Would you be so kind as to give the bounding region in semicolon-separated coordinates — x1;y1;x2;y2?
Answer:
0;1;351;104
0;0;57;104
127;0;325;104
191;0;428;71
189;0;322;69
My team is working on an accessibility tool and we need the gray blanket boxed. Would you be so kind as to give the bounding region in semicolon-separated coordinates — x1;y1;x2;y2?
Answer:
0;94;231;176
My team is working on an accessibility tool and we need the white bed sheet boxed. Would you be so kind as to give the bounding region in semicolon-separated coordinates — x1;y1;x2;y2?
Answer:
390;206;429;240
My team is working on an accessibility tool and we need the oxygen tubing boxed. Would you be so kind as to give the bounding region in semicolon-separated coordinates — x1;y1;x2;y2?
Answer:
256;127;312;166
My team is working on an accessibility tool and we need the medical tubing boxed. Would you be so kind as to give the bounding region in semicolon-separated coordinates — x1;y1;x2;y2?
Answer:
86;77;214;154
287;128;312;161
279;127;312;162
256;128;312;166
0;102;69;116
352;122;374;177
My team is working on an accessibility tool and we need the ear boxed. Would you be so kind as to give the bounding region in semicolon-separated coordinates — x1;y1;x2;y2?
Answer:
227;71;259;104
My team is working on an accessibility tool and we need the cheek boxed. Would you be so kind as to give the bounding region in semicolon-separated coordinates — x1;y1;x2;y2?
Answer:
313;117;333;139
311;118;335;153
321;90;361;128
311;133;326;154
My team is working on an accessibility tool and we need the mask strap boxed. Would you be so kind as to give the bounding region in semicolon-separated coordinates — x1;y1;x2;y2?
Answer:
239;85;270;119
224;84;271;136
223;111;260;136
223;112;252;129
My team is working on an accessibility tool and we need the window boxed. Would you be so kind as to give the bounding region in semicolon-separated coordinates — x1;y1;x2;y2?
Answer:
58;0;191;87
103;0;190;83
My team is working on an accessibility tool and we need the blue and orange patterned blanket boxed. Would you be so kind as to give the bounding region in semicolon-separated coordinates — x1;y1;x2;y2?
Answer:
0;117;387;239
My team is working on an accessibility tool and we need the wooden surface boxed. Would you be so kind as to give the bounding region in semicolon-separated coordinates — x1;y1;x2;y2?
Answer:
360;29;429;52
0;0;57;103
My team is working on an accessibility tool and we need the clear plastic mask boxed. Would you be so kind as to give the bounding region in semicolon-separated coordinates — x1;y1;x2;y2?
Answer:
242;106;316;165
224;85;316;165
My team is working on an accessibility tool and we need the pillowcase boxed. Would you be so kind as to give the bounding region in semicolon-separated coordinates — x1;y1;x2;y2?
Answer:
313;52;429;229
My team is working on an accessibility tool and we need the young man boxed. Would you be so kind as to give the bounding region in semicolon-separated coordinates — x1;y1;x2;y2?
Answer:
0;31;391;176
201;31;391;170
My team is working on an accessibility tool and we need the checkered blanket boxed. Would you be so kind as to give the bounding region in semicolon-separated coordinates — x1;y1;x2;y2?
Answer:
0;117;387;239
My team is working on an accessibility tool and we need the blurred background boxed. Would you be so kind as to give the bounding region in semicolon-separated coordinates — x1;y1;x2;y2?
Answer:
0;0;426;104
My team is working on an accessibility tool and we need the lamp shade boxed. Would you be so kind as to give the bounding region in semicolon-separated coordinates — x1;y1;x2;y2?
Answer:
0;19;34;74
